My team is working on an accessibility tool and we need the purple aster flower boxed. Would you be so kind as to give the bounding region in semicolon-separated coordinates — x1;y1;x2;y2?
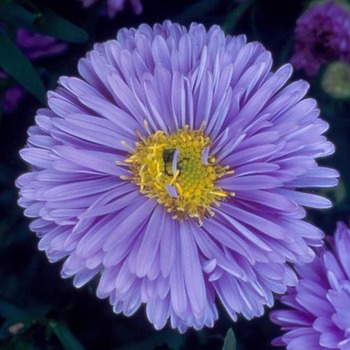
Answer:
16;21;338;332
291;0;350;76
79;0;142;17
270;221;350;349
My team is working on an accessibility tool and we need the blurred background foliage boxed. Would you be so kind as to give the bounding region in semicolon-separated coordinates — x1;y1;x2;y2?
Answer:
0;0;350;349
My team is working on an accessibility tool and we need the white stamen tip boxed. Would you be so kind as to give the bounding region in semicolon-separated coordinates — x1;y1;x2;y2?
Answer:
166;184;178;198
202;146;210;165
172;149;180;175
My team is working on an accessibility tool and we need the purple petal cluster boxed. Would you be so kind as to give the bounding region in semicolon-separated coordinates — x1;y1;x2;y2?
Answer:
79;0;142;17
291;0;350;76
17;21;338;332
17;28;69;60
271;221;350;349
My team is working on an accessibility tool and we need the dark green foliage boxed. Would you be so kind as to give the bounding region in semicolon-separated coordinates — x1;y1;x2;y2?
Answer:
222;329;236;350
0;32;46;103
48;320;84;350
32;9;89;43
0;0;349;349
0;3;40;27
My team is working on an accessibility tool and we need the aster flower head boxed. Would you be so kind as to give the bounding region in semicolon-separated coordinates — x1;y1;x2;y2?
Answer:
291;0;350;76
17;21;338;332
270;221;350;349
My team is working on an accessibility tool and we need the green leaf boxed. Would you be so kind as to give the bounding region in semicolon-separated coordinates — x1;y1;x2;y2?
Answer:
222;328;237;350
173;0;221;23
4;338;36;350
0;301;34;323
0;320;14;340
49;320;85;350
0;4;40;27
0;32;46;103
116;329;184;350
0;4;88;43
33;9;88;43
223;1;253;34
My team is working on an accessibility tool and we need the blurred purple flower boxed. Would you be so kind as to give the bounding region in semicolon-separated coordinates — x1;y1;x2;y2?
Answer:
17;28;69;60
2;85;25;113
1;29;68;113
271;221;350;349
291;0;350;76
17;21;338;332
79;0;142;17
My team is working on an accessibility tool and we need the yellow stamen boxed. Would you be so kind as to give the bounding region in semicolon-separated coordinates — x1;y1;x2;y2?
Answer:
121;125;233;223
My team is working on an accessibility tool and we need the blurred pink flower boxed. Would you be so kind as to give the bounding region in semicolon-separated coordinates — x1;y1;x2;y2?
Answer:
79;0;142;18
291;0;350;76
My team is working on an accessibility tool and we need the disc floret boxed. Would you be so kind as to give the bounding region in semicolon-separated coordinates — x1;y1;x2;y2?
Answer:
121;124;233;223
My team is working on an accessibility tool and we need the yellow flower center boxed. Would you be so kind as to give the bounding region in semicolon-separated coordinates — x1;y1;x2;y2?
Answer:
121;123;233;224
